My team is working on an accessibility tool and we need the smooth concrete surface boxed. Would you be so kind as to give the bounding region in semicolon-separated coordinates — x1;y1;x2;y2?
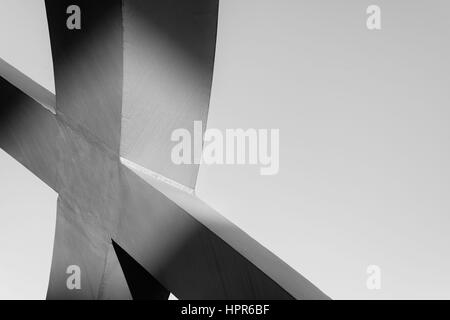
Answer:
0;0;329;300
121;0;219;188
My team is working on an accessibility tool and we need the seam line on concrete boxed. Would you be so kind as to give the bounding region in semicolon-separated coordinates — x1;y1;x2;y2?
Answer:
120;157;195;195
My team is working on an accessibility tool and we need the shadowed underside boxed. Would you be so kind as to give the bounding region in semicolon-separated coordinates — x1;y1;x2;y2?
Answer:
0;0;329;300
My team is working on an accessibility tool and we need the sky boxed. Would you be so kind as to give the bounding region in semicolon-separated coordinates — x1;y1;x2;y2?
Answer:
1;0;450;299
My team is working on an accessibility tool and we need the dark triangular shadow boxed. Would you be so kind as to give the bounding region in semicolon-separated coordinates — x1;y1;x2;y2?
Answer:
112;239;170;300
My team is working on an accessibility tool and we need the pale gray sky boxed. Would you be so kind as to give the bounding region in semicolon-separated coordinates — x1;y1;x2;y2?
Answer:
1;0;450;299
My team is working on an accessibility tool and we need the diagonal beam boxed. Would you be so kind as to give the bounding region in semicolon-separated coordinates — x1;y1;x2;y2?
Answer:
17;0;331;300
117;162;329;300
0;57;56;113
0;71;60;191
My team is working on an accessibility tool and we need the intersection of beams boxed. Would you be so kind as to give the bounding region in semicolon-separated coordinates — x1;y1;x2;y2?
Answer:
0;0;329;300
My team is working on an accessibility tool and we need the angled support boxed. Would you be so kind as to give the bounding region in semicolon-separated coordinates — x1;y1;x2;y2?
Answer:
0;0;330;300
